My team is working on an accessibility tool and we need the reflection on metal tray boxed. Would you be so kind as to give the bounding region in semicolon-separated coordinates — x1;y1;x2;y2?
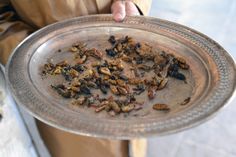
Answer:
6;15;236;139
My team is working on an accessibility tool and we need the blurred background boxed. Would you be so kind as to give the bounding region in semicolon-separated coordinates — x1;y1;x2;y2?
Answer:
150;0;236;59
147;0;236;157
0;0;235;157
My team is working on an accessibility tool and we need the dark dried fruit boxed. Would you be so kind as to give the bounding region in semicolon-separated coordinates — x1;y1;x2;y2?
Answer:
168;63;179;72
108;35;116;45
135;43;141;49
168;71;186;80
61;69;73;81
106;49;117;57
126;94;136;103
73;64;86;73
100;85;108;94
80;85;91;95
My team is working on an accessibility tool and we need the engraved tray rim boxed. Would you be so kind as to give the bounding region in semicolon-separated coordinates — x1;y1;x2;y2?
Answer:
6;15;236;139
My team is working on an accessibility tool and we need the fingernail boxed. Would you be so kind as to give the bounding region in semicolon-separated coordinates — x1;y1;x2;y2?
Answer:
114;13;125;22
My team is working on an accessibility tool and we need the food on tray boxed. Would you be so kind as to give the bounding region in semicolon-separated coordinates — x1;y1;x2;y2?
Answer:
41;35;191;116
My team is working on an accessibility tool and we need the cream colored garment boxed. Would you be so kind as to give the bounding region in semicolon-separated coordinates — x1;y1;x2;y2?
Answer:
0;1;152;157
0;0;151;64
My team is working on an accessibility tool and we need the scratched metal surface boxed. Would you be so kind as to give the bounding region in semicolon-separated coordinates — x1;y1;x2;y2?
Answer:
6;15;236;139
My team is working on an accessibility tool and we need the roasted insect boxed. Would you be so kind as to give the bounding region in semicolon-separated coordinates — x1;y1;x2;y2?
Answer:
153;104;170;111
41;35;191;116
180;97;191;106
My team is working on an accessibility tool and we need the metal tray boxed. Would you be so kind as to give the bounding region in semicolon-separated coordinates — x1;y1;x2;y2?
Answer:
6;15;236;139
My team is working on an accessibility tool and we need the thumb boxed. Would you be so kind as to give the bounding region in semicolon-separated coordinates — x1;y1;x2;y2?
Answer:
111;1;126;22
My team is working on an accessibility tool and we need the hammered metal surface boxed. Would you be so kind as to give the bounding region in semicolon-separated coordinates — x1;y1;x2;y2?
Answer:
6;15;236;139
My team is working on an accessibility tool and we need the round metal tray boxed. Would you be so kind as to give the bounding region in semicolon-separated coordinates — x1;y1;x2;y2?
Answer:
6;15;236;139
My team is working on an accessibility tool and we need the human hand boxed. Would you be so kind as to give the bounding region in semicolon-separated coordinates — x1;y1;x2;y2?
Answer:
111;0;140;22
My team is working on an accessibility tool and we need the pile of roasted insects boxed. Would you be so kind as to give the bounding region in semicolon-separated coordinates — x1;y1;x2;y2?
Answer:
42;35;191;116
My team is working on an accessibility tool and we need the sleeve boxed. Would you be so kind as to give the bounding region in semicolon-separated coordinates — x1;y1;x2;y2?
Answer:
0;0;34;65
132;0;152;15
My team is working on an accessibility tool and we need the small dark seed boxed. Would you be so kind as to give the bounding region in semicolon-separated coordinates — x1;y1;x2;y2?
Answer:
80;85;91;95
73;64;86;73
108;35;116;45
100;85;108;94
169;63;179;72
168;71;186;80
135;43;141;49
106;49;117;57
135;56;143;64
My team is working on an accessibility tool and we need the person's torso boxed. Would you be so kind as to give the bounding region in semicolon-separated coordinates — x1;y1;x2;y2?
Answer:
10;0;112;28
